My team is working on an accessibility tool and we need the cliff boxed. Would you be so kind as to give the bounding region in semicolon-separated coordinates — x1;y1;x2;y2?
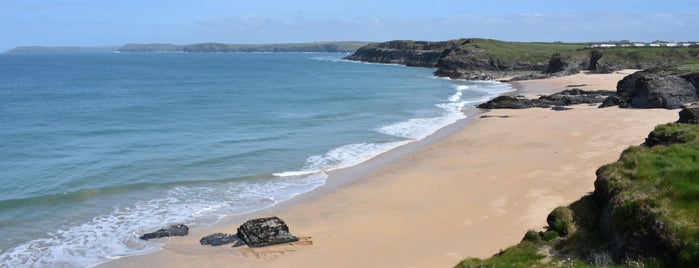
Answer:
345;38;699;80
344;39;463;67
457;116;699;267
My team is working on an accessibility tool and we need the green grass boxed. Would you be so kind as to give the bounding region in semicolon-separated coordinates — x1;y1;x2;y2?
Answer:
460;39;587;63
455;241;547;268
458;39;699;70
582;46;699;68
660;64;699;72
611;140;699;241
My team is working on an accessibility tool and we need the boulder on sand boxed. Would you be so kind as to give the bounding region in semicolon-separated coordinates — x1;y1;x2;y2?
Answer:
236;217;299;247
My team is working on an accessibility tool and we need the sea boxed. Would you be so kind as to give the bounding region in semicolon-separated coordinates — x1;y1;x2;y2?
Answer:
0;52;513;267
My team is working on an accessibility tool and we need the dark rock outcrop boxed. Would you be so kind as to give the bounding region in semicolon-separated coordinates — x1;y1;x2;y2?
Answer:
139;224;189;240
614;69;699;109
236;217;299;247
589;50;604;72
434;47;549;80
598;95;623;108
677;103;699;124
200;233;245;247
546;53;582;77
477;89;615;109
477;95;535;109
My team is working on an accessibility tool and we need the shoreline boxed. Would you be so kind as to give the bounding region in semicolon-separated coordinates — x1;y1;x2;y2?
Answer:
101;70;679;268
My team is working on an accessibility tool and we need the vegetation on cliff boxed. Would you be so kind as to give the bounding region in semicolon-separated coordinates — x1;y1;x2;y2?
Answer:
457;122;699;268
346;38;699;80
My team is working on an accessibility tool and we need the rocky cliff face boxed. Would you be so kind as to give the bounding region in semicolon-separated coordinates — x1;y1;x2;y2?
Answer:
609;69;699;109
343;39;463;67
346;39;558;80
434;48;550;80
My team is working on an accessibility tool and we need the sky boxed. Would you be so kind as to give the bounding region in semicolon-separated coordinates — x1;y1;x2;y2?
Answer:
1;0;698;51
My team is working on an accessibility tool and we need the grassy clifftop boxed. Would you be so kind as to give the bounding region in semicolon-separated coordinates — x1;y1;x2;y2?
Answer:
456;38;587;63
347;38;699;80
457;123;699;268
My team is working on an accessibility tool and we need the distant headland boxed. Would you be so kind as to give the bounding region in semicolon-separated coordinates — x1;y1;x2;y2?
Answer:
4;41;370;54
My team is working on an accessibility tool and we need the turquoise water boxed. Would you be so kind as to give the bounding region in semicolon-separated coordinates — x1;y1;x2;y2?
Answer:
0;52;512;267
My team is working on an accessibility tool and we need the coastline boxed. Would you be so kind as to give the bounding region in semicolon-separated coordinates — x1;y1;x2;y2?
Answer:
101;71;678;268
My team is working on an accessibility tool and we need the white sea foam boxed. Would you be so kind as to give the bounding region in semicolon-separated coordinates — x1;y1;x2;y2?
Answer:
274;141;410;177
0;173;327;268
277;80;514;181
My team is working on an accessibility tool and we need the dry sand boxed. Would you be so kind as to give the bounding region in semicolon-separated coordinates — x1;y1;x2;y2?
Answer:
102;71;679;268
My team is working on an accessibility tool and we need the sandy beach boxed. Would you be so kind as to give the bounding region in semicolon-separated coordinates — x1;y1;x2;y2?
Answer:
102;71;679;268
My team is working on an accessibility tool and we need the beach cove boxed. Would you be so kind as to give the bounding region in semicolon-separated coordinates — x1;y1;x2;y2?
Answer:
101;70;678;268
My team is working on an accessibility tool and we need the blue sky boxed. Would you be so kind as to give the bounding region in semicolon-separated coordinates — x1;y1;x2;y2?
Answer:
1;0;697;51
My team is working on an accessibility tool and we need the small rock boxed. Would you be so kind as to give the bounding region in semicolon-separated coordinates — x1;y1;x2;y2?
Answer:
200;233;245;247
480;115;510;119
139;224;189;240
552;106;573;111
677;103;699;124
598;96;621;108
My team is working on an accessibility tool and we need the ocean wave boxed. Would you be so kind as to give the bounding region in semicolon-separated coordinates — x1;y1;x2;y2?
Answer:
277;80;514;180
274;141;410;177
0;173;327;268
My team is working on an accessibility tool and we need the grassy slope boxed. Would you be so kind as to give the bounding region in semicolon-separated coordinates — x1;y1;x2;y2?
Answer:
458;39;699;68
456;123;699;268
461;39;587;63
591;47;699;68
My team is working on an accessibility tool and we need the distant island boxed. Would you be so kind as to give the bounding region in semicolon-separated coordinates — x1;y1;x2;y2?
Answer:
5;41;370;54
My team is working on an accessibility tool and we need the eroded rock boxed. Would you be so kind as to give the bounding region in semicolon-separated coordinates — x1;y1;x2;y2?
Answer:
236;217;299;247
615;69;699;109
477;89;615;109
200;233;245;247
677;103;699;124
139;224;189;240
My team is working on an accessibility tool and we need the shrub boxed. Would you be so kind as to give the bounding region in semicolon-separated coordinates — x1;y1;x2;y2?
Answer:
547;206;575;237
